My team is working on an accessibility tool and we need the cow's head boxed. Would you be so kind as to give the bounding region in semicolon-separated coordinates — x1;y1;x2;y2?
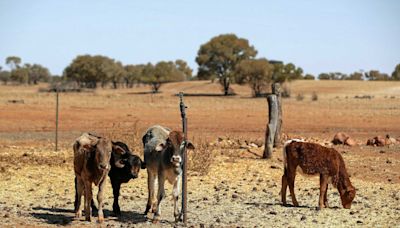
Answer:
112;141;145;179
83;137;112;171
340;185;356;209
155;131;195;174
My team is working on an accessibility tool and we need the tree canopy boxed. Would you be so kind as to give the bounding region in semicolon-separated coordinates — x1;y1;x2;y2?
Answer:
63;55;125;88
6;56;21;70
63;55;191;91
196;34;257;95
235;58;274;97
392;64;400;81
141;61;188;93
271;62;304;83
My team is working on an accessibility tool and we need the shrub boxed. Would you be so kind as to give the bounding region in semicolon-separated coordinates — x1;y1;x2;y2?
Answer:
311;92;318;101
188;139;214;176
281;84;291;98
296;93;304;101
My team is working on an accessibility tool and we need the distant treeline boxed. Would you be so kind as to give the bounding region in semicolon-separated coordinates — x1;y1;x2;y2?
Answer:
1;34;399;96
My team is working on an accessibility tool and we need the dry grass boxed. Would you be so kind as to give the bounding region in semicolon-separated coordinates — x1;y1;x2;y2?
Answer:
0;80;400;226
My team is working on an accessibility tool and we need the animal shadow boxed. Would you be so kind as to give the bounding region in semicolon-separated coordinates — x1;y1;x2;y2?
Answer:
31;207;148;225
31;207;74;225
106;209;147;224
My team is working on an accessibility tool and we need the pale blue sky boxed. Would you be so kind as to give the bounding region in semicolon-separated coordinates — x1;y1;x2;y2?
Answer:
0;0;399;76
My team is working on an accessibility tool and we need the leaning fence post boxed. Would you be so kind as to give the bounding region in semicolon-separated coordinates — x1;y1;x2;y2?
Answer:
179;92;188;225
55;88;59;152
272;83;282;147
263;93;278;159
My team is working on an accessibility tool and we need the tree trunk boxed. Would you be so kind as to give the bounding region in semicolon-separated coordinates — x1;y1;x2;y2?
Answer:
263;94;278;159
113;80;118;89
152;83;161;93
272;83;282;147
222;77;230;96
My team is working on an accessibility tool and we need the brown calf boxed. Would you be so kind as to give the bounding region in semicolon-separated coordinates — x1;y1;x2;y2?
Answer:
281;140;356;209
73;133;113;222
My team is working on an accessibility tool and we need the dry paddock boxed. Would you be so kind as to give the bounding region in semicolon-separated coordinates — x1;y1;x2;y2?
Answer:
0;81;399;227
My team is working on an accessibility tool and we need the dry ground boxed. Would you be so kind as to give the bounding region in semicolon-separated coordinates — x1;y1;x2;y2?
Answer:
0;80;399;227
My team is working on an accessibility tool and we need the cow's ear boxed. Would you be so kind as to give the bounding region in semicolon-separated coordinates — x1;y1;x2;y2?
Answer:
112;144;126;155
186;141;195;150
155;143;166;152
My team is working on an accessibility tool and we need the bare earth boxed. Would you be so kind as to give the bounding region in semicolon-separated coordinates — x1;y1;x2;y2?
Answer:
0;80;399;227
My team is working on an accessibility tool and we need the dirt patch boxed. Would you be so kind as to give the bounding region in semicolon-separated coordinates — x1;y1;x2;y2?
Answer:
0;81;400;226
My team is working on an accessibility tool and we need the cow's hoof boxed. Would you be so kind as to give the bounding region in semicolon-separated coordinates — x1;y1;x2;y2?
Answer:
113;209;121;217
98;215;104;223
152;218;159;224
175;216;181;223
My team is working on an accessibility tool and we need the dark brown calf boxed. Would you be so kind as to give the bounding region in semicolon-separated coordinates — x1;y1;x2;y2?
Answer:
281;140;356;209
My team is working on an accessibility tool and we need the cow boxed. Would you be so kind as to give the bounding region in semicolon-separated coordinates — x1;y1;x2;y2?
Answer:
108;141;145;216
142;125;195;223
73;133;114;222
281;140;356;209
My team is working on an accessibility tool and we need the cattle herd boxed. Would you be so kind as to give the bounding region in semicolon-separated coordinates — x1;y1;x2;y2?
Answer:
72;125;356;224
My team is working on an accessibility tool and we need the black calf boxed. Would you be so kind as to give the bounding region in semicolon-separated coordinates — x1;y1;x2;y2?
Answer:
109;141;145;215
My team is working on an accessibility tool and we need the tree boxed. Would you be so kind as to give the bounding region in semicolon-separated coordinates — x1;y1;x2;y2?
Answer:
109;61;126;89
365;70;389;81
196;34;257;95
64;55;123;88
318;73;330;80
303;74;315;80
391;64;400;81
26;64;51;84
124;64;144;87
0;70;11;85
175;59;193;80
271;62;304;83
141;61;186;93
11;67;29;84
6;56;21;70
318;72;347;80
235;58;273;97
346;72;363;80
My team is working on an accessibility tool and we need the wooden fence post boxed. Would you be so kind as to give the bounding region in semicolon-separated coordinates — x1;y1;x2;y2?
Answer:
179;92;188;225
272;83;282;147
55;89;59;152
263;94;278;159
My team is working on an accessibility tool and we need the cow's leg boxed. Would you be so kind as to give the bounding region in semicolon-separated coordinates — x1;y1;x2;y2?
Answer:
111;180;122;216
97;178;107;223
74;177;84;218
319;174;329;208
324;185;329;208
281;169;288;206
84;181;93;221
173;177;181;222
153;174;165;223
145;171;156;215
287;166;299;207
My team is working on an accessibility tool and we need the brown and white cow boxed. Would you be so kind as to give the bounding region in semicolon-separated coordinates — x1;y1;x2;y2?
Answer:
142;125;194;223
281;139;356;209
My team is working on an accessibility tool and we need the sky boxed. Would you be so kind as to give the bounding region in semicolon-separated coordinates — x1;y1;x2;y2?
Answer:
0;0;399;76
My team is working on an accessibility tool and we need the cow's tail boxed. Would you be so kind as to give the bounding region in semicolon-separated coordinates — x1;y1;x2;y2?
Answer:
282;139;304;169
